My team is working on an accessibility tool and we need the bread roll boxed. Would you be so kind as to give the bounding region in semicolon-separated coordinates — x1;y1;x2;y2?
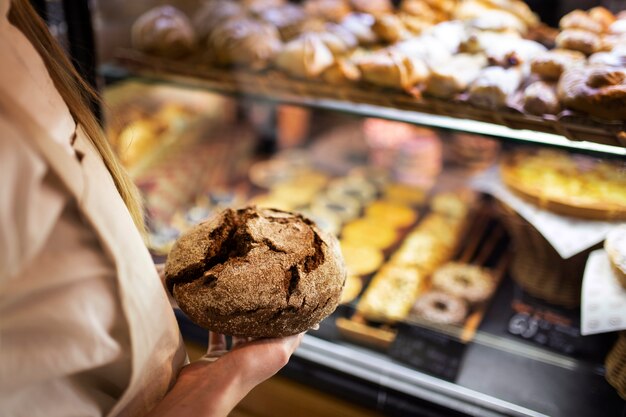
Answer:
165;207;346;337
131;6;195;58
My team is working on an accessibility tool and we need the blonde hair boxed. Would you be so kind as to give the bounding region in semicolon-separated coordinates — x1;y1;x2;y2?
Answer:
9;0;145;233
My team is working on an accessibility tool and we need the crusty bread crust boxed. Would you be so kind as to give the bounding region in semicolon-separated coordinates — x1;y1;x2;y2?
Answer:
165;207;346;337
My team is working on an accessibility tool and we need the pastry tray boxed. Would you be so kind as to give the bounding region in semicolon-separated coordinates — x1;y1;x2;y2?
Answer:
335;199;511;353
115;50;626;151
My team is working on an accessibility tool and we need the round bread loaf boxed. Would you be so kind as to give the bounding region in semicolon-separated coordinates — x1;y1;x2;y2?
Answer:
165;207;346;337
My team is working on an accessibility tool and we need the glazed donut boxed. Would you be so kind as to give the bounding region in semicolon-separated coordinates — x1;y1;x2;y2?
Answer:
432;262;495;304
410;291;468;325
131;6;196;58
557;65;626;120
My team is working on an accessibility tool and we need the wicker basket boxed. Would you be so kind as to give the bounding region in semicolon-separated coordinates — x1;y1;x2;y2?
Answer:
496;202;597;308
606;332;626;400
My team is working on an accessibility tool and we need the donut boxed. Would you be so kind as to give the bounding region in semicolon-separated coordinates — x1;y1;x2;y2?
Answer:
557;65;626;120
432;262;495;304
410;291;468;325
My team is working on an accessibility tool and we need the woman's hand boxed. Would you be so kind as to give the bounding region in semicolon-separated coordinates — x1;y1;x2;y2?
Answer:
147;332;303;417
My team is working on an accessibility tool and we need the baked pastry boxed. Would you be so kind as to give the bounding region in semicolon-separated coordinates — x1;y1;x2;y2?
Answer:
340;241;384;276
425;53;487;99
341;218;398;249
192;0;245;40
557;65;626;120
556;29;601;55
322;58;362;84
391;233;447;274
432;262;494;304
357;264;424;321
373;13;417;43
243;0;286;15
530;49;586;81
355;49;429;91
365;200;417;228
340;275;363;304
410;291;468;325
383;183;426;206
430;191;474;219
258;4;307;41
350;0;392;15
274;34;335;79
400;0;441;23
207;18;282;70
560;10;604;33
304;0;352;22
605;226;626;289
340;13;379;45
480;0;539;28
483;35;547;67
311;194;361;223
326;177;377;204
588;6;616;29
501;149;626;220
589;50;626;67
523;81;561;116
131;6;196;58
165;207;346;337
468;10;527;34
468;66;523;108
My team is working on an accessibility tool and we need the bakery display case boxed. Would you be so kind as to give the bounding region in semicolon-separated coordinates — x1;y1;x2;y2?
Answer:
56;0;626;415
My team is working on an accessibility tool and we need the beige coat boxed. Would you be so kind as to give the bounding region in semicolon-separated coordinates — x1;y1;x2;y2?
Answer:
0;1;187;416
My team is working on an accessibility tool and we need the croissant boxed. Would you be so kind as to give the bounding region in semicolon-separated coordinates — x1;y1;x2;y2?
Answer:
274;34;335;79
355;49;429;91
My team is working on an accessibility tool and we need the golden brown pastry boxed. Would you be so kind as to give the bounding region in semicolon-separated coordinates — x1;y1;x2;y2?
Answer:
131;6;196;58
350;0;392;15
355;49;430;91
425;53;487;98
257;4;307;41
588;6;616;29
373;13;417;43
318;23;359;53
207;18;282;70
304;0;352;22
556;29;601;55
480;0;539;28
589;50;626;67
560;10;604;33
399;0;442;22
165;207;346;337
557;65;626;120
432;262;495;304
192;0;245;41
274;33;335;79
530;49;586;81
243;0;286;15
468;66;523;108
340;12;379;45
468;9;527;34
523;81;561;116
322;58;362;84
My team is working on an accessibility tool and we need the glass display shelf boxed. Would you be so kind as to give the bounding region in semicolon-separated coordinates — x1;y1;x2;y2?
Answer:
101;63;626;159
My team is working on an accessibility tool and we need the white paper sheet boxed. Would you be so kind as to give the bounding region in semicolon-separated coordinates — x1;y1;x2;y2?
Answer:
581;250;626;336
472;167;624;259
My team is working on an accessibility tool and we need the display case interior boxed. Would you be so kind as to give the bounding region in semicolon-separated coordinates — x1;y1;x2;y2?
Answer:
89;1;626;416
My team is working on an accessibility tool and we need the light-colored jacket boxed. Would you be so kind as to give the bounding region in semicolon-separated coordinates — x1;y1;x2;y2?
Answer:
0;1;187;415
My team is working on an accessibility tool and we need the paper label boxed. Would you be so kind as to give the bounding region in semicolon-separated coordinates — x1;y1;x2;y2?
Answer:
581;250;626;336
472;167;624;259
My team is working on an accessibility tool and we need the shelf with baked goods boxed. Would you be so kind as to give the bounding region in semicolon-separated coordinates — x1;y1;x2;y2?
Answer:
108;50;626;158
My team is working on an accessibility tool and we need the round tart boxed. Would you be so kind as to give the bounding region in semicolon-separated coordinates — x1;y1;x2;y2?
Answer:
341;218;398;250
340;241;384;276
365;200;417;228
501;149;626;220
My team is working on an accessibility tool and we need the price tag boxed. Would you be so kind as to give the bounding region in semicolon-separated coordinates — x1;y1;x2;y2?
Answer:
581;250;626;336
388;324;466;382
471;167;623;259
507;297;580;355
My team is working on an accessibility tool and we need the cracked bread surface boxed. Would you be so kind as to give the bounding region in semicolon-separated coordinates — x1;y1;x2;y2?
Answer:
165;207;346;337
